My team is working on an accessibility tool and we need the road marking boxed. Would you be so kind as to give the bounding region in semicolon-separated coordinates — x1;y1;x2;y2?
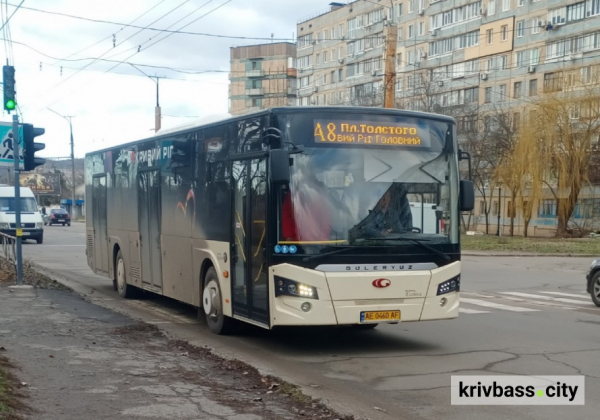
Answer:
460;297;539;312
41;245;85;247
500;292;596;306
459;307;490;314
461;292;496;299
539;291;591;299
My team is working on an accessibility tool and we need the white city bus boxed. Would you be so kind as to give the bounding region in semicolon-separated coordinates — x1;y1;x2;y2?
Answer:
85;107;474;334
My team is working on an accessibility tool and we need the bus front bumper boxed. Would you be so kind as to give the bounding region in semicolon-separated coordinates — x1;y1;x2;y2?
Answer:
270;262;461;327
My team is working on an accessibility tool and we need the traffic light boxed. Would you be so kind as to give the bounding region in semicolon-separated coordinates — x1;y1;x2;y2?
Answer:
3;65;16;111
22;124;46;171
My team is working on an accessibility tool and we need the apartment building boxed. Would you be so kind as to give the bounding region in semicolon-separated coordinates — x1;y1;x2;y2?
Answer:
296;0;600;235
296;1;387;106
296;0;600;111
229;43;297;115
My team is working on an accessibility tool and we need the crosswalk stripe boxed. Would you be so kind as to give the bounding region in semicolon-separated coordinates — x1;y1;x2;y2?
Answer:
460;297;539;312
459;307;491;314
539;291;591;300
500;292;596;306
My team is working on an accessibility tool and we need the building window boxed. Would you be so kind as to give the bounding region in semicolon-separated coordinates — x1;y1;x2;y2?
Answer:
251;98;262;107
544;72;563;92
591;0;600;16
485;87;492;103
517;20;524;38
298;34;313;49
581;66;592;84
548;7;566;25
492;201;499;216
316;53;320;65
538;199;557;217
489;0;496;15
323;51;328;63
479;201;486;215
514;81;522;98
532;17;542;34
566;2;585;22
529;79;538;96
487;29;493;44
499;84;506;101
408;24;414;39
502;0;510;12
501;25;508;41
409;0;415;13
397;52;403;66
418;21;424;36
513;112;520;130
518;0;524;6
397;3;403;17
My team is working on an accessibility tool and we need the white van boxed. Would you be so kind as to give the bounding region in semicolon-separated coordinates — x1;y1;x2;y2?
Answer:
0;185;44;244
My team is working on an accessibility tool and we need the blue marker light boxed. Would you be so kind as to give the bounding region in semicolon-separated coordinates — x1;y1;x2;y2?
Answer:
282;245;289;254
289;245;297;254
274;245;282;254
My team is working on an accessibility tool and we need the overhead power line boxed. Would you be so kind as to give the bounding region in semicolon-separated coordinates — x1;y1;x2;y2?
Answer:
0;0;23;33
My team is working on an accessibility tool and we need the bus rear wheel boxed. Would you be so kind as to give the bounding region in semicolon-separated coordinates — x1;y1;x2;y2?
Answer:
202;267;233;335
115;250;138;299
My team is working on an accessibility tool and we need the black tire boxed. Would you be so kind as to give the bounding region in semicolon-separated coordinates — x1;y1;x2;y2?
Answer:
62;223;65;226
115;250;138;299
36;236;43;244
591;272;600;308
202;267;234;335
67;223;71;227
352;323;379;330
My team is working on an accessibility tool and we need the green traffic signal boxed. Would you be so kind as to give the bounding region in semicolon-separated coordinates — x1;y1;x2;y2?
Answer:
5;99;15;110
3;65;16;112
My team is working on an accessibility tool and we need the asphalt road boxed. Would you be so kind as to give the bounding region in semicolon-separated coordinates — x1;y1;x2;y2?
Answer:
22;223;600;420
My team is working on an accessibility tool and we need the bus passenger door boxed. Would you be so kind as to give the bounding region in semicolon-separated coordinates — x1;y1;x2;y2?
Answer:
92;175;109;274
138;170;163;290
231;159;269;325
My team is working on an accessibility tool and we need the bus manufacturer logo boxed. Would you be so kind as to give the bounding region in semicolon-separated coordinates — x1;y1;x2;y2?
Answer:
372;278;391;288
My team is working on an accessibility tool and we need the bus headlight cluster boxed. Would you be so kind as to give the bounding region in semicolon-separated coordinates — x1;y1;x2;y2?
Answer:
437;275;460;296
275;276;319;300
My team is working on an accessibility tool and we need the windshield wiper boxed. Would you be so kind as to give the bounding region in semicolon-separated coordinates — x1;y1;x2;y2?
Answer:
302;246;356;262
358;236;451;262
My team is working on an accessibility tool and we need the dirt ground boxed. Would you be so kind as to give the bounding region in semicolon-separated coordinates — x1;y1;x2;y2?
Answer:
0;271;354;420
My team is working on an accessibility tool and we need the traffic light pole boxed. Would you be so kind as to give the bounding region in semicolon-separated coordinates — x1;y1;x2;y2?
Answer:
12;113;23;285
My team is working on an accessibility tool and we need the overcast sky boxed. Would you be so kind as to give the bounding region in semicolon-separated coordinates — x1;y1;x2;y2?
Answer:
3;0;332;158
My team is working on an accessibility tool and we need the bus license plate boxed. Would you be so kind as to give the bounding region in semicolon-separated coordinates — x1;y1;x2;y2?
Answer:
360;310;400;323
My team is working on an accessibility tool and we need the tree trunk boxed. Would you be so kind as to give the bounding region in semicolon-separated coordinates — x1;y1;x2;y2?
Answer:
556;182;582;237
523;218;530;238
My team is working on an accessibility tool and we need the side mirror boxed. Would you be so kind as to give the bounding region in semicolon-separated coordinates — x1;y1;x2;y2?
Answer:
460;179;475;212
269;149;290;185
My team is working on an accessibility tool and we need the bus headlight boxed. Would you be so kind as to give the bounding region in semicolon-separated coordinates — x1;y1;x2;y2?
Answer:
36;223;43;229
275;276;319;300
437;275;460;295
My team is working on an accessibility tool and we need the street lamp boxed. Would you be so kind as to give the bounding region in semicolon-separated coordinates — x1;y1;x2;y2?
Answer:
48;109;76;216
129;63;164;133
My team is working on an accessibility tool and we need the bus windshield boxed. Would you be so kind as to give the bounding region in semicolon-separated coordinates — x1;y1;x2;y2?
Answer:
278;119;459;254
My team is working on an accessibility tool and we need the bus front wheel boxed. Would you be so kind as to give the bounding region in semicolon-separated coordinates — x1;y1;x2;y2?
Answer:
202;267;233;335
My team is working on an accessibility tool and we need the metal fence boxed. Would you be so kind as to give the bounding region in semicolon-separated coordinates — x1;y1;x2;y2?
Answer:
0;232;17;265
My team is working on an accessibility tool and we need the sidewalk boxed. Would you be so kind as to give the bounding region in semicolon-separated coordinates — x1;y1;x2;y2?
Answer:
0;285;350;420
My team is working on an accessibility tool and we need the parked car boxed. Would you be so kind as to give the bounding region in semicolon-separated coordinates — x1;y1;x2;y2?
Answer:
587;259;600;307
47;208;71;226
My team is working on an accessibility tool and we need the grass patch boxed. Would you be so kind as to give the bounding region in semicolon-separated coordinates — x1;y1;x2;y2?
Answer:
0;356;26;420
461;235;600;254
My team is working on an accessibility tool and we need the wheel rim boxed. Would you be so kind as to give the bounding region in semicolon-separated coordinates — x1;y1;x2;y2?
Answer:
203;280;221;320
117;258;126;291
594;277;600;300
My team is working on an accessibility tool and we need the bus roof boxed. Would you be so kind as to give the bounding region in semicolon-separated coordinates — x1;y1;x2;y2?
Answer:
86;107;456;156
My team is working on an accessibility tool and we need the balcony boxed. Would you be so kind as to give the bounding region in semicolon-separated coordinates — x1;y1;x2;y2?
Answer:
246;69;264;78
246;88;264;96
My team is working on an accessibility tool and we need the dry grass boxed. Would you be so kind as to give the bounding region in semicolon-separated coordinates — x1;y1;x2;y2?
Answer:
0;356;28;420
462;235;600;254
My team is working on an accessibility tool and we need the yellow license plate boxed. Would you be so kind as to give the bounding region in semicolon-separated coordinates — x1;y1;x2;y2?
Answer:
360;310;400;322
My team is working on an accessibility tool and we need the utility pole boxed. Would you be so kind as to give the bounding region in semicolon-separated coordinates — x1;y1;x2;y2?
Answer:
154;75;164;133
11;113;23;285
48;109;76;216
129;63;164;133
383;3;397;108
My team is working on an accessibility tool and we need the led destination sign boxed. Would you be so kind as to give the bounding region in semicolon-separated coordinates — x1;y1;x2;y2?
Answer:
314;120;430;147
